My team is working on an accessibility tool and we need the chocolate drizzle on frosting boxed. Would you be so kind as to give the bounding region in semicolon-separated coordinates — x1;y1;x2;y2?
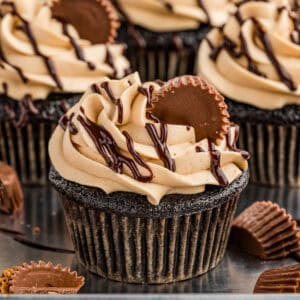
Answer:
208;140;229;186
226;126;250;160
78;110;153;182
197;0;211;24
59;113;78;135
1;1;63;90
145;123;176;172
100;81;123;123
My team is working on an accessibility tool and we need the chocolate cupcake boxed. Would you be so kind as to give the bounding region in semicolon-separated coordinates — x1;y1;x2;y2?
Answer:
113;0;235;81
197;1;300;187
49;73;249;284
0;0;130;185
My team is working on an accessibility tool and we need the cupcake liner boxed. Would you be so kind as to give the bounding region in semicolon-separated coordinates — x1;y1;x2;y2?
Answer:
237;122;300;187
232;201;300;260
127;48;196;82
61;192;239;284
254;264;300;293
0;120;57;185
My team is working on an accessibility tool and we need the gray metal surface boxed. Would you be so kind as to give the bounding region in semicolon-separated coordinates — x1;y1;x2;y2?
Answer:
0;184;299;297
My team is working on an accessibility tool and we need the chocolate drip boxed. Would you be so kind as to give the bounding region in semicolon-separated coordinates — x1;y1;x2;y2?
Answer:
91;83;102;94
100;81;123;123
16;94;39;128
146;112;160;123
159;0;173;12
111;0;146;48
59;112;78;135
138;85;155;108
77;113;153;182
60;19;96;70
145;123;176;172
226;126;250;160
105;47;117;78
2;1;63;89
0;45;28;83
252;18;297;91
59;100;70;113
2;82;8;95
197;0;211;24
208;140;229;186
290;13;300;45
195;145;205;153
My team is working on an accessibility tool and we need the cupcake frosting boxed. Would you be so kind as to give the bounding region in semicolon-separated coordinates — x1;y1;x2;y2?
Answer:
49;73;248;205
115;0;235;31
197;1;300;110
0;0;130;101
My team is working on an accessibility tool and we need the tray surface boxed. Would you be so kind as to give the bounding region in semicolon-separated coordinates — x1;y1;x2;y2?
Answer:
0;184;299;296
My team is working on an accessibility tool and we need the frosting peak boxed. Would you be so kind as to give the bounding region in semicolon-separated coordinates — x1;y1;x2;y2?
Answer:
49;73;248;205
0;0;130;101
197;1;300;110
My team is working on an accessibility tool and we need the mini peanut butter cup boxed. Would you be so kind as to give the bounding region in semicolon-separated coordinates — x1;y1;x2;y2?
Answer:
0;267;18;294
148;75;230;145
50;0;119;44
254;264;300;293
9;261;84;294
0;162;23;215
232;201;300;260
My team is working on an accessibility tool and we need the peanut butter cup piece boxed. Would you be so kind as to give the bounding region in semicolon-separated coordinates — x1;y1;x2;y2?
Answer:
0;267;18;294
232;201;300;260
254;264;300;293
148;75;230;144
50;0;119;44
9;261;84;294
0;162;23;215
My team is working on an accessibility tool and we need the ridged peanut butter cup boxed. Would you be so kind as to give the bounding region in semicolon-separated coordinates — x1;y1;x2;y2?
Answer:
254;264;300;293
50;0;119;44
232;201;300;260
0;162;23;214
148;75;230;145
9;261;84;294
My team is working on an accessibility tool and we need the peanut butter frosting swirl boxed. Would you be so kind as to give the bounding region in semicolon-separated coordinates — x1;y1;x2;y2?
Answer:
115;0;235;31
49;73;248;205
0;0;130;101
197;1;300;110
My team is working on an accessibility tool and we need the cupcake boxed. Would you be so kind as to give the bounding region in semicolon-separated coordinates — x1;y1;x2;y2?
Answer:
113;0;235;81
0;0;130;185
197;1;300;187
49;72;249;284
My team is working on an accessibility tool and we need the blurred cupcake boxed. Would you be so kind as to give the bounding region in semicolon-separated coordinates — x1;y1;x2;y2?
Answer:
49;73;249;283
197;1;300;187
113;0;235;81
0;0;130;184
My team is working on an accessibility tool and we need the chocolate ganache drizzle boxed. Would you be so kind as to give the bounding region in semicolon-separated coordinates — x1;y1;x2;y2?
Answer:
0;0;130;105
198;1;300;109
49;73;248;205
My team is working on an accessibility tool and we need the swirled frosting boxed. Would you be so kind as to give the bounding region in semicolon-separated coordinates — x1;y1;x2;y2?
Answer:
49;72;248;205
197;1;300;110
0;0;130;101
115;0;235;31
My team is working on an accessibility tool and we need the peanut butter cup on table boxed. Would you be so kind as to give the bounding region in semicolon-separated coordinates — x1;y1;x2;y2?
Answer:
0;0;130;185
113;0;235;81
49;72;249;284
198;1;300;187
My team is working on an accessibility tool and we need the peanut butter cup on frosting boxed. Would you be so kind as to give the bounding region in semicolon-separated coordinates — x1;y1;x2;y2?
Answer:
197;1;300;187
49;72;249;284
0;0;130;185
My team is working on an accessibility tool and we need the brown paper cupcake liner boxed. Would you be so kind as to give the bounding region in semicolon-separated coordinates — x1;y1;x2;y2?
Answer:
254;264;300;293
232;201;300;260
61;193;239;284
127;49;196;82
0;120;56;185
9;261;84;294
237;122;300;187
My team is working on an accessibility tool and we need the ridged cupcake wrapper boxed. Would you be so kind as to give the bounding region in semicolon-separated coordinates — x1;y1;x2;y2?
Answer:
237;123;300;187
0;121;56;185
127;49;196;82
60;193;239;284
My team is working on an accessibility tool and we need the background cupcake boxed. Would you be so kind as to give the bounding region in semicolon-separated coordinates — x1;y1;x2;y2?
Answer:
197;1;300;186
113;0;235;81
0;0;130;184
49;73;249;283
